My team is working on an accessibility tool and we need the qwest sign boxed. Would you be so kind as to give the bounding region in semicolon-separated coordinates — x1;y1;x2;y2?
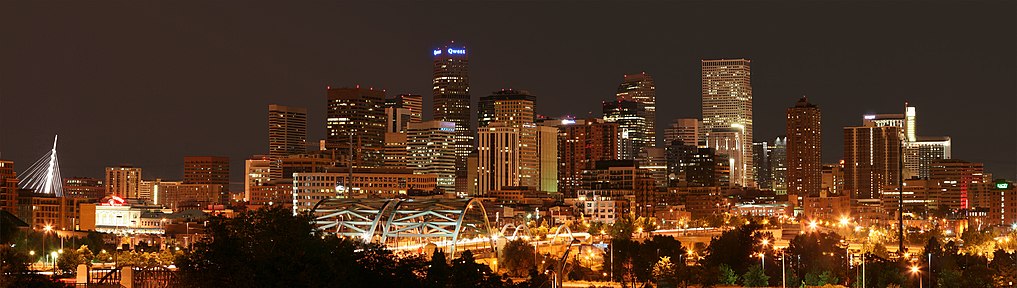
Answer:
433;48;467;56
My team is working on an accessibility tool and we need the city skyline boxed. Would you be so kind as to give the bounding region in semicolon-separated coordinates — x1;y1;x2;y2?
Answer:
1;1;1014;185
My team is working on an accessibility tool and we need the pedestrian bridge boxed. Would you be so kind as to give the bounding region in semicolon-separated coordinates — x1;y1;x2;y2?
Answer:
310;197;591;255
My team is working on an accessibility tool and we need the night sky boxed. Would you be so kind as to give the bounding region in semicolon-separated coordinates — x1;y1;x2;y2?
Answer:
1;1;1014;189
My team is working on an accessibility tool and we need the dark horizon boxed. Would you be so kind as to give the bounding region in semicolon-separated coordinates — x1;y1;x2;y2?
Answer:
1;1;1015;187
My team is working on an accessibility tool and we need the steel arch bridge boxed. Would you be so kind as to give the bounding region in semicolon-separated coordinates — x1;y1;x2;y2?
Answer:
310;198;495;254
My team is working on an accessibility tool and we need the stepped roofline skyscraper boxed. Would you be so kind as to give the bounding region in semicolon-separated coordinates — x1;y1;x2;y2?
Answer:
616;73;657;147
701;59;753;187
432;42;472;194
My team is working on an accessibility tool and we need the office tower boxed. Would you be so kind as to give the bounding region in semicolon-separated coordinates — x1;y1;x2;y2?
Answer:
63;177;105;199
477;89;536;128
664;118;700;146
183;156;230;204
385;107;412;133
477;126;521;195
244;157;273;202
156;182;222;211
106;165;142;198
326;86;386;168
929;159;985;211
905;137;952;179
664;142;721;187
387;94;423;123
432;42;473;194
704;127;743;187
579;160;656;217
537;125;559;193
268;104;308;157
407;121;457;194
786;97;822;198
770;137;787;194
603;100;647;160
616;73;657;147
752;142;772;190
383;132;408;169
0;160;16;213
701;59;753;187
843;126;901;201
558;119;619;195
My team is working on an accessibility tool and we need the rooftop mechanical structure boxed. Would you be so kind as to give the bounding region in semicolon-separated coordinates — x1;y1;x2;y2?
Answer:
19;135;63;197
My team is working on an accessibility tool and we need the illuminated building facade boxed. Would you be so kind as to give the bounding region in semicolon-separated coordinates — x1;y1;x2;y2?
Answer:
616;73;656;147
16;191;88;230
664;118;700;147
244;157;273;202
387;94;423;123
63;177;105;199
929;159;985;211
183;156;230;204
843;126;901;201
268;104;308;157
106;165;142;199
432;43;473;194
383;132;408;169
705;127;743;187
0;160;16;213
557;119;619;196
477;89;535;129
786;97;822;198
770;137;787;194
325;87;386;168
292;169;438;212
701;59;753;187
602;100;647;161
407;121;457;194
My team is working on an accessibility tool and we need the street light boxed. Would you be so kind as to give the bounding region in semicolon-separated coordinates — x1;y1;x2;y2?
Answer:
910;265;922;288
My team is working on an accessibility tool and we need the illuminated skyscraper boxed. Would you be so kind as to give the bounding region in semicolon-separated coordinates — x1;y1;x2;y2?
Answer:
603;100;647;161
770;136;787;194
477;89;536;129
407;121;457;194
268;104;307;157
843;126;901;201
702;59;753;187
432;42;472;193
616;73;657;147
326;86;386;168
786;97;822;198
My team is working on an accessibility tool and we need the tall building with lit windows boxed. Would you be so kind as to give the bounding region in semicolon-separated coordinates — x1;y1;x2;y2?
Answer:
702;59;753;187
432;42;472;193
407;121;457;194
387;94;423;123
326;86;386;168
616;73;657;147
557;119;619;196
106;165;142;199
183;156;230;204
603;100;647;161
477;89;536;129
268;104;307;157
843;126;901;201
786;97;822;198
0;160;17;213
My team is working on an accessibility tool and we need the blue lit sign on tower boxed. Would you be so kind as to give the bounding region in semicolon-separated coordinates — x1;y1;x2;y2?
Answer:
433;47;467;56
